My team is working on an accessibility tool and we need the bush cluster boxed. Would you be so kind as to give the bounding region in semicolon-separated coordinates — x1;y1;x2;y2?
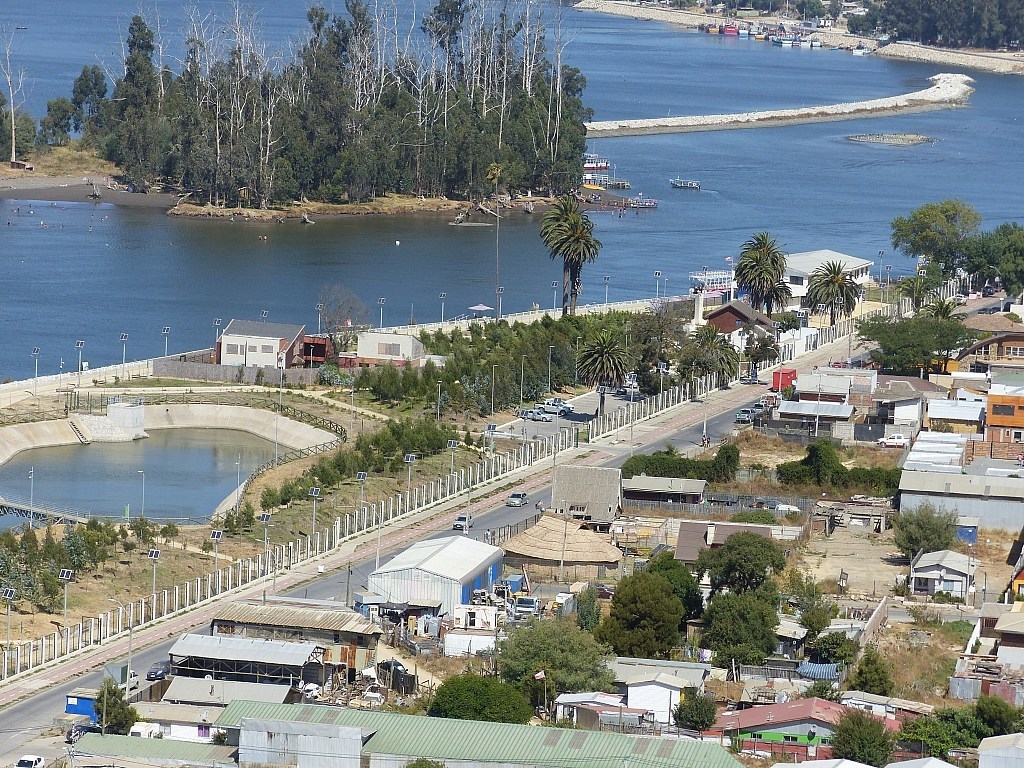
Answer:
775;441;900;495
620;444;739;483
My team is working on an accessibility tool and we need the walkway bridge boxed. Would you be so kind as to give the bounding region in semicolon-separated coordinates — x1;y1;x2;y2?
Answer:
0;495;91;526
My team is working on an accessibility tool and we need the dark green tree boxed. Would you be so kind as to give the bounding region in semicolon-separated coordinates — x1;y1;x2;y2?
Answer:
673;694;718;732
848;647;894;696
594;572;683;659
39;98;77;146
498;619;614;696
892;504;958;559
695;532;786;595
974;694;1021;735
857;316;975;376
540;196;602;316
830;709;895;767
428;674;532;723
70;64;107;132
645;550;704;622
891;200;982;278
700;591;779;665
575;586;601;632
95;677;139;735
108;15;162;189
811;632;859;665
803;680;840;701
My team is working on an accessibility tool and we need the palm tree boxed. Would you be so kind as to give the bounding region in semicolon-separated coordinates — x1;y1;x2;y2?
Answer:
806;261;858;325
922;298;959;319
900;276;930;311
576;330;633;415
735;233;790;314
540;195;602;315
486;163;503;317
685;324;740;385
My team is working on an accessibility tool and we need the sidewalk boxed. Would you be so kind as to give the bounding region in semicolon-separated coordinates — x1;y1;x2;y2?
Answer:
0;328;864;708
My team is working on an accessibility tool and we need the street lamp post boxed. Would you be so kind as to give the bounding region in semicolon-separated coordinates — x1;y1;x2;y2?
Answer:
551;280;558;312
378;297;386;328
234;454;241;515
447;439;458;475
58;569;73;627
28;466;34;530
119;332;128;380
137;470;145;518
146;550;160;604
885;264;892;306
548;345;554;394
654;270;662;299
877;250;885;298
2;588;15;654
436;381;443;421
315;302;325;335
497;286;504;320
439;292;447;323
161;326;170;358
604;275;610;306
309;486;320;535
658;361;667;395
210;530;223;575
404;454;416;509
520;355;526;405
274;353;284;466
108;598;133;691
260;513;272;582
31;347;39;398
74;340;84;388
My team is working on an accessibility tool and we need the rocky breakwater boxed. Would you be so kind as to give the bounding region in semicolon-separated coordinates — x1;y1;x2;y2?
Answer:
584;73;975;138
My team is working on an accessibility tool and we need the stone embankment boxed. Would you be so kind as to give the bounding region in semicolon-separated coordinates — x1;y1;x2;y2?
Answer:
585;73;975;137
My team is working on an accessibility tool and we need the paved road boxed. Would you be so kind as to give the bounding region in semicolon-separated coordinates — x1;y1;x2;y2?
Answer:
0;338;853;762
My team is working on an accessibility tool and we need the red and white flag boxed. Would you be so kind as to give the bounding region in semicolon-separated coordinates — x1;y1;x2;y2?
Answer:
534;670;546;680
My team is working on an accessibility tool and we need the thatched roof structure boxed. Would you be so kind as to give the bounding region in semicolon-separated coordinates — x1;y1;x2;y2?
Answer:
501;514;623;565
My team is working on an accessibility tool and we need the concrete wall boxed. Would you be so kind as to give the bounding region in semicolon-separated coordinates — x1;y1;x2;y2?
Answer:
628;681;681;724
144;405;336;450
154;359;318;386
899;492;1023;531
0;420;82;465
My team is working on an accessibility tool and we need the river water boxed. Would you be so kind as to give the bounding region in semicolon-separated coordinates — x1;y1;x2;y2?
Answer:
0;2;1021;517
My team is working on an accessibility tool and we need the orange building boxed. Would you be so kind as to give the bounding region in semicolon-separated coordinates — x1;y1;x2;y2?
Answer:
986;393;1024;443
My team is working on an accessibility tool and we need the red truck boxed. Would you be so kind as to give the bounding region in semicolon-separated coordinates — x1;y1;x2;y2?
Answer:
772;368;797;392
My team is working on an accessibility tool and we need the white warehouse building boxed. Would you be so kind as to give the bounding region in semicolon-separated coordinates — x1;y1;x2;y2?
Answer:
367;536;503;614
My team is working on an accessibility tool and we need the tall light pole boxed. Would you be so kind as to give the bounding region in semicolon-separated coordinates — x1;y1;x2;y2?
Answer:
108;598;133;688
119;332;128;380
316;302;325;335
491;364;498;415
3;588;15;654
260;309;269;322
58;569;73;627
74;340;84;388
604;275;610;306
436;381;443;421
378;297;386;328
28;466;33;530
654;270;662;299
497;286;504;320
885;264;892;305
31;347;39;398
274;353;284;466
877;250;885;298
309;486;320;535
234;454;241;514
210;530;223;580
404;454;416;509
520;355;526;406
447;440;458;475
551;280;558;312
260;513;272;581
146;550;159;604
212;318;222;360
161;326;171;358
137;470;145;518
548;345;554;394
439;292;447;323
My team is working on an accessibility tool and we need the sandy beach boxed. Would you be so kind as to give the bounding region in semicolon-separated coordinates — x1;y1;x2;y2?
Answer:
0;174;178;208
573;0;1024;76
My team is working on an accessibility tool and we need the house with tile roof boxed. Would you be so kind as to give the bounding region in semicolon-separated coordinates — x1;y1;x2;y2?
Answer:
714;697;899;761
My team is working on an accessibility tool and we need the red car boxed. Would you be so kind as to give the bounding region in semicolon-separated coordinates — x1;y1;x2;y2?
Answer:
595;584;616;599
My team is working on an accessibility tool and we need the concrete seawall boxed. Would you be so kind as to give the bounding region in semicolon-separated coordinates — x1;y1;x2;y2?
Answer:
585;73;975;138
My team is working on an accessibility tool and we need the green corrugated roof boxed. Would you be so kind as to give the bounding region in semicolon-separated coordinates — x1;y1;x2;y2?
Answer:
74;734;237;764
217;700;742;768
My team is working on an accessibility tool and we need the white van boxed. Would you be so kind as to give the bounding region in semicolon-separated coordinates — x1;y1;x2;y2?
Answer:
129;722;161;738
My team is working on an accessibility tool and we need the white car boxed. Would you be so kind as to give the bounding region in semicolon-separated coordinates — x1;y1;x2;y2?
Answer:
877;434;910;448
951;294;968;305
506;492;529;507
452;514;473;530
543;398;575;413
16;758;44;768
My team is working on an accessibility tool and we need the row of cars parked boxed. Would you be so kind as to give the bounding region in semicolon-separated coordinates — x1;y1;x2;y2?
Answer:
517;398;575;421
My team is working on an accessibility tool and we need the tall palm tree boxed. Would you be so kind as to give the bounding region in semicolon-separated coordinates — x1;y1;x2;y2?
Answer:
922;297;959;319
684;324;740;385
806;261;858;325
900;276;930;312
577;330;633;415
487;163;503;317
540;195;602;315
735;233;790;314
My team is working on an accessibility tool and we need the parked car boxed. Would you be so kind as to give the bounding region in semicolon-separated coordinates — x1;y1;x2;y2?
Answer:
776;504;802;514
877;434;910;448
952;294;968;305
536;401;571;416
751;402;766;415
506;491;529;507
376;659;407;678
513;595;540;619
518;408;552;422
543;397;574;412
16;757;44;768
735;408;753;423
982;285;996;297
452;514;473;531
979;305;1001;314
65;725;101;744
120;670;140;691
146;660;171;681
594;584;616;599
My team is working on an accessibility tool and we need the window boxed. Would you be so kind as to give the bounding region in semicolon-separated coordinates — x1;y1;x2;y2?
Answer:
783;735;799;743
790;276;804;286
378;342;401;356
820;738;831;745
261;344;274;354
1005;346;1024;357
248;345;257;353
226;344;239;355
198;724;211;739
993;404;1015;416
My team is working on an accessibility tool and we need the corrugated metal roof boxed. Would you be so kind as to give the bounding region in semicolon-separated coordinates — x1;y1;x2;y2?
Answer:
621;476;706;494
75;733;236;763
899;471;1024;498
216;702;741;768
169;633;319;665
163;676;292;705
796;374;853;396
785;249;873;276
222;319;305;341
214;600;381;636
911;549;974;575
928;400;984;421
779;400;854;418
371;536;502;581
551;465;623;520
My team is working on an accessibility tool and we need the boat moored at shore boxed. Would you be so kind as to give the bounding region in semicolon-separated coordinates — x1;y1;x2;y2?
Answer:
670;178;701;190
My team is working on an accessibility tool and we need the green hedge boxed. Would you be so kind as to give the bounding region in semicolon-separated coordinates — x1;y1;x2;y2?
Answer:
621;444;739;483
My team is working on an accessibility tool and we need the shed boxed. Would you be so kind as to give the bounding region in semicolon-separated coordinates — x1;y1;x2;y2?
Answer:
622;475;706;504
218;319;306;368
978;732;1024;768
168;634;326;686
625;672;691;724
162;676;294;707
909;549;976;599
65;687;97;723
134;702;225;743
501;513;622;581
367;536;503;614
956;516;980;545
240;718;363;768
551;465;622;528
74;733;236;767
355;332;425;365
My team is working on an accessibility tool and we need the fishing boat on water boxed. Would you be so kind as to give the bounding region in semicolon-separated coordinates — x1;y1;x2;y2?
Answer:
670;178;700;190
583;153;610;172
626;197;658;209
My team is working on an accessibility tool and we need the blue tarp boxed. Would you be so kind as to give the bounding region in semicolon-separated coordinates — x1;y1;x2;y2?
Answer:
797;661;840;681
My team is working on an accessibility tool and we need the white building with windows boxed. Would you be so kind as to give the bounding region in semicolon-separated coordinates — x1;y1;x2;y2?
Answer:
783;250;874;311
218;320;306;368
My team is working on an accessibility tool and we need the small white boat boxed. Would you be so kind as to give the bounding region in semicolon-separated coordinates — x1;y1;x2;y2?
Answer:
670;178;700;190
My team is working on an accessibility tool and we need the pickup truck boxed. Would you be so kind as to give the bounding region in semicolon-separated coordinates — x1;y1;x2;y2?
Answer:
735;408;753;424
513;596;540;619
537;400;572;416
517;408;553;422
877;434;910;448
